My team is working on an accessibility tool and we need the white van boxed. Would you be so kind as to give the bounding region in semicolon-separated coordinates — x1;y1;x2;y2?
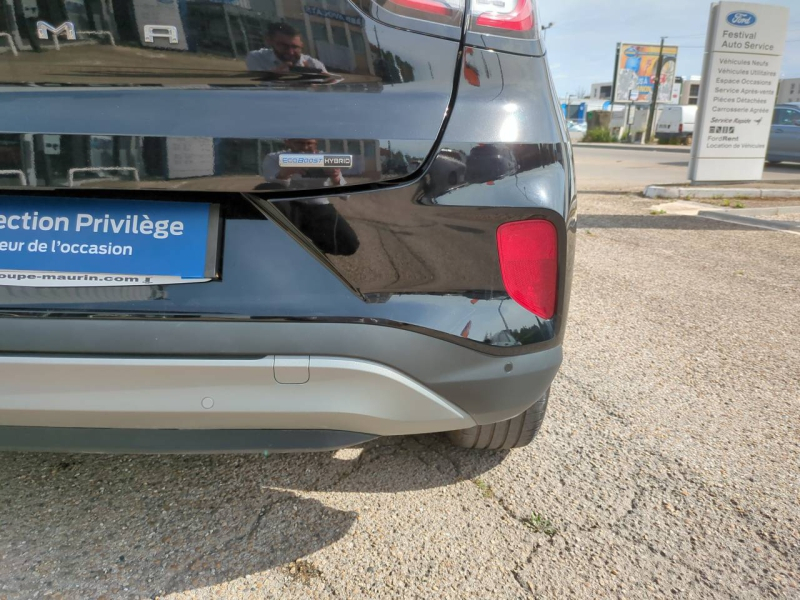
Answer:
656;105;697;144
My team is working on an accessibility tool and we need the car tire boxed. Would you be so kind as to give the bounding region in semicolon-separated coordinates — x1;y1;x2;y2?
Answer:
447;388;549;449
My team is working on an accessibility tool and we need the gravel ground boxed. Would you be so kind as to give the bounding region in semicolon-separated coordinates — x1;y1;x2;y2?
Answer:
1;192;798;599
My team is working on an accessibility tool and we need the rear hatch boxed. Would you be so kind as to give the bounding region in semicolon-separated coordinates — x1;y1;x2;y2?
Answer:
0;0;464;192
0;0;560;351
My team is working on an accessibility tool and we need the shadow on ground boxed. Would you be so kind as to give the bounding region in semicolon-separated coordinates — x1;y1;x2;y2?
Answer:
0;435;505;597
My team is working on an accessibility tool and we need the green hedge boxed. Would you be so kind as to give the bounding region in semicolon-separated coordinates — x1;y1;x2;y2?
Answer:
582;128;614;143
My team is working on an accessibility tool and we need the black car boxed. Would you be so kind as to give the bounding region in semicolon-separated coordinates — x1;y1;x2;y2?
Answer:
0;0;575;452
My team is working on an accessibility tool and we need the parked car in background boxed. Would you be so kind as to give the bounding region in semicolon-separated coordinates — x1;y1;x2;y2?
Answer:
655;105;697;145
767;103;800;164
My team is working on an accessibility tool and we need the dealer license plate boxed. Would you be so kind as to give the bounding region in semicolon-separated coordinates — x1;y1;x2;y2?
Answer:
0;196;220;287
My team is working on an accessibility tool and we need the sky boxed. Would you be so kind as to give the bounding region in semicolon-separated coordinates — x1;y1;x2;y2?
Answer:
538;0;800;99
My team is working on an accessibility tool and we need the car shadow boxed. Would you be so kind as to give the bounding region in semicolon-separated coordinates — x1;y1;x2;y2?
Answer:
0;435;506;597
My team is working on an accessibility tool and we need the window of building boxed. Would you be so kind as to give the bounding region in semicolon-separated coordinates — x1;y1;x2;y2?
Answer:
0;135;22;181
688;97;698;105
600;85;612;99
331;25;348;47
311;21;328;44
255;0;277;17
689;84;700;97
352;32;365;55
217;139;259;175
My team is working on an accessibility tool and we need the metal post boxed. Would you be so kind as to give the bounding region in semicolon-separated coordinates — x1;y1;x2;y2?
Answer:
12;0;41;51
33;136;53;186
3;0;22;49
22;134;36;187
0;32;17;55
622;103;631;142
645;37;666;144
222;6;237;59
238;15;249;53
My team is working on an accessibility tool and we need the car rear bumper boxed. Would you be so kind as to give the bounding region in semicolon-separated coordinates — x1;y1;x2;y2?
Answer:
0;355;477;434
0;320;561;452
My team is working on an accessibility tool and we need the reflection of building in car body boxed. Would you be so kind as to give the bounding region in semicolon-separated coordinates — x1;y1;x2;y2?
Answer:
0;0;377;76
0;133;383;189
181;0;374;74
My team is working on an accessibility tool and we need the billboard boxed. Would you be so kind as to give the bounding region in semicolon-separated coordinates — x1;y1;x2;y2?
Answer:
612;43;679;104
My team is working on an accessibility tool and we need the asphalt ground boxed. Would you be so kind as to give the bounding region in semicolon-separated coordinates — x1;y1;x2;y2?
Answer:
574;146;800;192
1;187;798;599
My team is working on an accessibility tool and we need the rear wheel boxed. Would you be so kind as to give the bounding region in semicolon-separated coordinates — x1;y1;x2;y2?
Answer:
447;389;549;449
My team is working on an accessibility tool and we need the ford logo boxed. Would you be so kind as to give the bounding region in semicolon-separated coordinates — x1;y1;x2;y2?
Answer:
726;11;756;27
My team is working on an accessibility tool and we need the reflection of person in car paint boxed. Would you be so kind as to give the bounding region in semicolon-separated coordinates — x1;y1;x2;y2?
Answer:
245;22;327;73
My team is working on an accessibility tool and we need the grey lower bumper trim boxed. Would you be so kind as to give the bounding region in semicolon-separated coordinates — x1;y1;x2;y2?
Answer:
0;355;476;436
0;319;563;427
0;426;376;454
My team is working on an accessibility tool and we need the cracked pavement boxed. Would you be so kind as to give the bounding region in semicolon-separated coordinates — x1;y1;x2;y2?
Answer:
1;192;798;599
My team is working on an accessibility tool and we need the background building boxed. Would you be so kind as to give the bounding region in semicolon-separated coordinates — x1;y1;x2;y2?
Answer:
679;75;701;106
590;82;612;101
0;0;376;76
777;78;800;104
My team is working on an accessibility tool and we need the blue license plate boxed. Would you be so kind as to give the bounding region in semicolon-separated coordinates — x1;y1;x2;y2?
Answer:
0;197;220;287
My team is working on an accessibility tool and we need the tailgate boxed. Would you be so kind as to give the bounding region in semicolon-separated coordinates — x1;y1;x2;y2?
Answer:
0;0;461;192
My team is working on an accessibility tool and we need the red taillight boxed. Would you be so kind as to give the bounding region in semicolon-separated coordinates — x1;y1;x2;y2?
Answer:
389;0;451;15
496;220;558;319
474;0;535;31
362;0;464;28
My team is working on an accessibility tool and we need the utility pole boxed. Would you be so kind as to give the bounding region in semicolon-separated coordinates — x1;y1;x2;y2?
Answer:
645;36;666;144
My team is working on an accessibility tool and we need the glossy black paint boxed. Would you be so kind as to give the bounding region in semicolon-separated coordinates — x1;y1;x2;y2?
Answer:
0;42;575;354
0;186;563;354
0;3;458;193
0;133;431;191
0;0;434;86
